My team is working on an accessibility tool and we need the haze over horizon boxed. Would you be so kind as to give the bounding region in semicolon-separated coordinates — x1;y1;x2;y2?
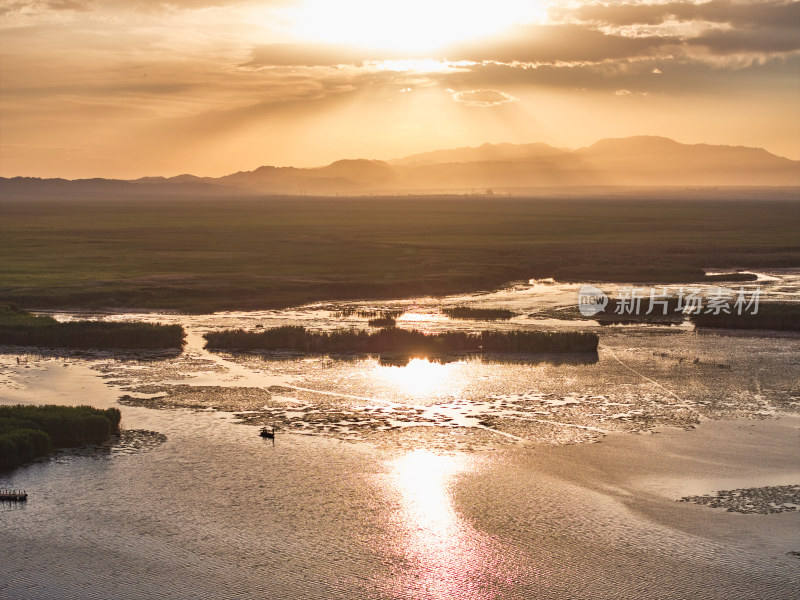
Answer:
2;0;799;179
4;135;798;193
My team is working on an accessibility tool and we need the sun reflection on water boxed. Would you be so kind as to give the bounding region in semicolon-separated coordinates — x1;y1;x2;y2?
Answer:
386;450;514;599
373;357;465;398
392;450;463;532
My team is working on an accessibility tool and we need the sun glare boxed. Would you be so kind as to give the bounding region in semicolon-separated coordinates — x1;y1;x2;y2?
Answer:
387;450;505;598
290;0;547;53
391;449;462;529
374;357;462;398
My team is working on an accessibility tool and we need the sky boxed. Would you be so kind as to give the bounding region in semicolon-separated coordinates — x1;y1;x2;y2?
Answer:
1;0;799;178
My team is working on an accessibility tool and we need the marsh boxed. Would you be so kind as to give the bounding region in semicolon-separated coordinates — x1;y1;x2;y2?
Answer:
1;272;798;598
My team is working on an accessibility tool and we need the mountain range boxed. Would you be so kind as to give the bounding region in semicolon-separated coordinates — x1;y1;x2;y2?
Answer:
3;136;799;197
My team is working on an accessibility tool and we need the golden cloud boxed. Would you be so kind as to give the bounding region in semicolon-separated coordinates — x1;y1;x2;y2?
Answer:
451;89;518;106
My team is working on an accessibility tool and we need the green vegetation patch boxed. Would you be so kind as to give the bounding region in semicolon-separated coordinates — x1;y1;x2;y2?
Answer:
204;325;598;356
690;302;800;331
367;316;397;328
595;297;685;325
0;404;122;470
703;272;760;283
443;306;516;321
0;303;184;349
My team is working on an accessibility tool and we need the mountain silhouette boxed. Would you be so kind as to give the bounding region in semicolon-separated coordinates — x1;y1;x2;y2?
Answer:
2;137;798;197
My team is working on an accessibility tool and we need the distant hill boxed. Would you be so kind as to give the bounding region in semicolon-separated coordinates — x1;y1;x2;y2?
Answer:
214;159;398;193
573;136;800;186
2;137;798;197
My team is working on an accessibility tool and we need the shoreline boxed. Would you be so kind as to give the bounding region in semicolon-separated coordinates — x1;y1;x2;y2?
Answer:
7;267;793;315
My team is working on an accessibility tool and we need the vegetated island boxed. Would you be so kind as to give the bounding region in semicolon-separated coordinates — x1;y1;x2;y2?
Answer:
0;404;122;471
594;297;685;326
204;325;599;359
689;302;800;331
703;272;760;283
329;309;403;328
367;316;397;328
0;304;185;349
442;306;516;321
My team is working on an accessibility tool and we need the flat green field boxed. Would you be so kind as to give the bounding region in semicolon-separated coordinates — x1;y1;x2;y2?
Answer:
1;194;798;312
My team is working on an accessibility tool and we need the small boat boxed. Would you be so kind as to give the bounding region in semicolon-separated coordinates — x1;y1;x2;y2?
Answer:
259;427;275;440
0;489;27;502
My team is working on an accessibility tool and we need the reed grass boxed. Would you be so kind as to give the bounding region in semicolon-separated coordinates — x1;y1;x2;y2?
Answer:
367;316;397;328
0;404;122;470
442;306;515;320
0;303;184;349
690;302;800;331
204;325;598;355
595;297;684;325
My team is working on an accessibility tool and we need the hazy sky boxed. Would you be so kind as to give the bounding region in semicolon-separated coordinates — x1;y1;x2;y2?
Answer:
1;0;799;178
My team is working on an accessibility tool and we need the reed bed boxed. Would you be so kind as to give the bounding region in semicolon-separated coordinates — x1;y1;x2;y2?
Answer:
690;302;800;331
367;316;397;328
0;404;122;470
442;306;516;320
0;304;184;349
205;325;598;355
595;297;685;325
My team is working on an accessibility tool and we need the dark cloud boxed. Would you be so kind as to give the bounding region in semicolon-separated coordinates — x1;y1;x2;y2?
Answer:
446;24;673;64
438;12;800;69
693;24;800;53
246;13;800;74
428;53;800;97
560;0;800;29
245;26;674;68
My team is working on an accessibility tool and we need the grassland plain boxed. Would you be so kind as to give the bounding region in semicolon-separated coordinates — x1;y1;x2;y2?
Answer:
1;194;799;312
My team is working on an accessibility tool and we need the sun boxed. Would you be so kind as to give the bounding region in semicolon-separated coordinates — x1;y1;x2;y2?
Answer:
290;0;547;53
